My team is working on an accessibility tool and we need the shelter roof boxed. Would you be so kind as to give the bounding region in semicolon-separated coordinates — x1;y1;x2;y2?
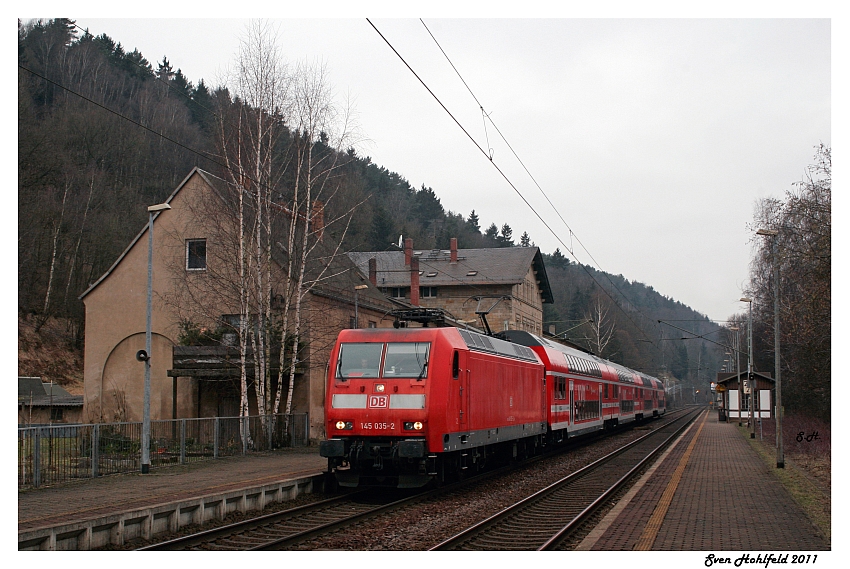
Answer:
716;371;775;385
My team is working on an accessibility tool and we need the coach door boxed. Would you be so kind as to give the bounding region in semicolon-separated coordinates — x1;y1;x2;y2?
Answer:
569;379;574;427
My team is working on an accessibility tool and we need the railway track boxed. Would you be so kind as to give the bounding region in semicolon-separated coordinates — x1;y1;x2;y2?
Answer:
138;409;695;551
138;490;427;550
430;408;702;551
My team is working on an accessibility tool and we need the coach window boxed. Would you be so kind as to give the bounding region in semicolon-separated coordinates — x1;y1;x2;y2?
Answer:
186;239;207;270
554;376;566;400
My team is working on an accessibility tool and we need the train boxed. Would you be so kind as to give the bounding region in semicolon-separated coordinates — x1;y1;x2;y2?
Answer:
319;325;665;488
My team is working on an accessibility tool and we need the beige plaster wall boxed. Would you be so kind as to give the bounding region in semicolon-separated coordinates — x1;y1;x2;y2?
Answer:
82;172;222;423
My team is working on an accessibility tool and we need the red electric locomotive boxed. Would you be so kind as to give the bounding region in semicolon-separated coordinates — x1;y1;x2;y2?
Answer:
320;326;666;489
320;326;546;488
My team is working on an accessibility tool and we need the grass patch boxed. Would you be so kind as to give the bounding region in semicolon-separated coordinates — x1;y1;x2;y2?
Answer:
736;424;830;545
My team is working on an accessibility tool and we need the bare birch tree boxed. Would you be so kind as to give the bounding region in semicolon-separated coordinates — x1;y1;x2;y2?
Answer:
215;20;293;422
585;297;616;356
162;22;361;437
275;60;360;419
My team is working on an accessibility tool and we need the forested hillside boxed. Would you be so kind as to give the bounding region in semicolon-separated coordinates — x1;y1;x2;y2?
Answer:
18;19;724;388
542;253;721;381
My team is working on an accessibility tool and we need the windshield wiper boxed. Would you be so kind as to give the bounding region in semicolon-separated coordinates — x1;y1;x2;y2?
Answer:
416;361;428;381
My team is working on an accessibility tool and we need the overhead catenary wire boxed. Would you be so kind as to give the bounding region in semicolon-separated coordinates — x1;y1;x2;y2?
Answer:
420;19;670;343
62;22;360;237
368;18;657;346
26;24;708;365
19;47;537;319
420;21;725;369
18;60;346;241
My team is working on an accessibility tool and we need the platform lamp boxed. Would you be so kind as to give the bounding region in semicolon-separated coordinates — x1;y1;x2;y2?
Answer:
757;228;783;468
354;284;368;328
740;298;754;438
140;202;171;474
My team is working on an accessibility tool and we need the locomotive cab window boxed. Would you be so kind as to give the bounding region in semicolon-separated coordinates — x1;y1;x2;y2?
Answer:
336;343;383;378
383;342;431;379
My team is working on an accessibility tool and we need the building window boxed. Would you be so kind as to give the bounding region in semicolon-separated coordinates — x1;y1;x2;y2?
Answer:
420;286;437;298
368;321;377;328
382;287;408;299
186;239;207;270
50;407;63;422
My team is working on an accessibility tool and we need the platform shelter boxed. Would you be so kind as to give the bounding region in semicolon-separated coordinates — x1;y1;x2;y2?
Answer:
714;371;775;423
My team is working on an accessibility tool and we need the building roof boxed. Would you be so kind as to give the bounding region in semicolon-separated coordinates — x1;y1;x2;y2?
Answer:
79;167;221;300
347;246;554;303
18;377;83;407
293;238;399;318
18;377;45;399
79;167;398;317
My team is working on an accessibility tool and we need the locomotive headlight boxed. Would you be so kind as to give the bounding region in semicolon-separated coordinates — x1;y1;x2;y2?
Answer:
375;384;385;393
335;421;354;430
403;421;424;430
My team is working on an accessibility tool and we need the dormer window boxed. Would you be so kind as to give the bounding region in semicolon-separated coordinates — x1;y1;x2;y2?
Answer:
186;239;207;270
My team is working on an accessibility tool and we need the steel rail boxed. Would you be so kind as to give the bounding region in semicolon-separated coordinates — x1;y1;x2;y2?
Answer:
429;408;701;551
137;492;368;550
538;408;703;550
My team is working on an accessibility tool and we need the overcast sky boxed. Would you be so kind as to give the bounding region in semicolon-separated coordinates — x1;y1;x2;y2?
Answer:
63;11;833;323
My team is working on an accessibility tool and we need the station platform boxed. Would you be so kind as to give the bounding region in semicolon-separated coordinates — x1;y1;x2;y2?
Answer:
18;447;328;550
577;409;829;551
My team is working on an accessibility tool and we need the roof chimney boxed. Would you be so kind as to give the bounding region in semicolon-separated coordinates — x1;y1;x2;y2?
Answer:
450;237;458;263
404;237;413;266
368;257;377;286
410;256;420;306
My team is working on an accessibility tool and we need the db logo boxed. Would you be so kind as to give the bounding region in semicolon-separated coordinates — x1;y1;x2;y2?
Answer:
368;395;389;409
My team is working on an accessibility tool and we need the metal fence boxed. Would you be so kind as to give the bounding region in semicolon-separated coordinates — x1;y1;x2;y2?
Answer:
18;413;309;489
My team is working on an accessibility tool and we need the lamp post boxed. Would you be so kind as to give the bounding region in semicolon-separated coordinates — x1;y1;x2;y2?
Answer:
729;327;740;374
141;202;171;474
740;298;754;438
757;228;783;468
354;284;368;328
